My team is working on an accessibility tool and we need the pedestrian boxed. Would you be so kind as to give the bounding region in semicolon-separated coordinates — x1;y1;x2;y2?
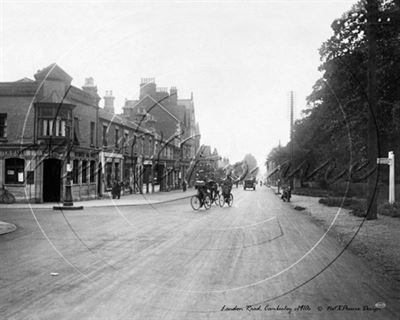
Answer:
112;180;117;199
182;179;187;192
116;181;122;199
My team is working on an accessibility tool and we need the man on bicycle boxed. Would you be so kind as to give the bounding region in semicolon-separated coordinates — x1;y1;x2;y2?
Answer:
221;173;233;201
194;171;208;201
206;174;218;202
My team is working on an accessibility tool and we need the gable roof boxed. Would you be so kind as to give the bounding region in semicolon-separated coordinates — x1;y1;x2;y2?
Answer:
34;63;73;83
128;94;181;123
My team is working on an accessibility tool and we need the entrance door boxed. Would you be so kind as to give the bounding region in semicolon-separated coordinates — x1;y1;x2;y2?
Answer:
43;159;61;202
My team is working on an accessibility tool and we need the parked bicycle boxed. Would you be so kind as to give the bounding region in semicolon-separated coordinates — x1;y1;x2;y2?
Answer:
0;185;16;204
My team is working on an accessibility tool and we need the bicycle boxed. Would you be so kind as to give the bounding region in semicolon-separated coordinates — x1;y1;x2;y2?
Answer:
219;185;233;207
209;189;221;207
190;193;211;210
0;185;16;204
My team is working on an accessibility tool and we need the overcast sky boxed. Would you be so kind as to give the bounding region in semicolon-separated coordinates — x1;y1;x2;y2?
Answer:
0;0;356;169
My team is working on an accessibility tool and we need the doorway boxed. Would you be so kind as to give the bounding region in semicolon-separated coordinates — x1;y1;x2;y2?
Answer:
43;158;61;202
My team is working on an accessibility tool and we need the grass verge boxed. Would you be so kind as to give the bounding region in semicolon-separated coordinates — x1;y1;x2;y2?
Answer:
318;197;400;218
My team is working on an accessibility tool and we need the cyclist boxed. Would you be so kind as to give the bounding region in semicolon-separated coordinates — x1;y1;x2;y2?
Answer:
221;174;233;201
206;175;218;202
194;172;208;202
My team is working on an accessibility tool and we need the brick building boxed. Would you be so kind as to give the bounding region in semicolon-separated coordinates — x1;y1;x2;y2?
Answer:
122;78;200;190
99;90;157;195
0;64;100;202
0;64;161;202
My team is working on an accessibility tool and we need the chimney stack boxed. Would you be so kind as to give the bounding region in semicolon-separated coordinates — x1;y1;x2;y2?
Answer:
82;77;98;96
139;77;156;99
104;90;115;114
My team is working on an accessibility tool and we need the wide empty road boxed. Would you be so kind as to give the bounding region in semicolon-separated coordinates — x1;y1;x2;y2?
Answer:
0;187;399;319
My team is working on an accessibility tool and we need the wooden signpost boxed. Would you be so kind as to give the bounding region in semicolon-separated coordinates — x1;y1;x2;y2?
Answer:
377;151;395;204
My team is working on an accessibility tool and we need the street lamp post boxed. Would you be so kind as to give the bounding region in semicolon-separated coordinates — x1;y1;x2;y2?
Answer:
53;122;83;211
63;159;73;206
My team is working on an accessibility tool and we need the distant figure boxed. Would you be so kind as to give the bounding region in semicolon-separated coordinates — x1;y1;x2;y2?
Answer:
182;179;187;192
112;180;121;199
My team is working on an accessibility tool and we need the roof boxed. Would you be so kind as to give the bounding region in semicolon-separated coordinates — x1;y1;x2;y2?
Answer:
0;82;39;96
16;77;35;83
34;63;73;83
99;108;151;134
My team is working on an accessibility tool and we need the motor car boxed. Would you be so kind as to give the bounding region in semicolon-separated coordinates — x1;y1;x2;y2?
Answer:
244;179;256;190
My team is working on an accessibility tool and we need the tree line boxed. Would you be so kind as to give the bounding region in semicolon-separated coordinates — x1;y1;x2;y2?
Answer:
267;0;400;187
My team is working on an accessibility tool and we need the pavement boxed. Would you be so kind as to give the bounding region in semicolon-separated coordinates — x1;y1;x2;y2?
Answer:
0;187;399;319
0;188;195;235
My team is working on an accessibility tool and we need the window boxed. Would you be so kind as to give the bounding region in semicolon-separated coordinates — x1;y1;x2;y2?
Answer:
5;158;24;184
73;117;81;144
149;138;152;156
0;114;7;138
90;160;96;183
72;160;79;184
27;171;34;185
82;160;87;183
115;127;119;148
102;125;108;146
124;131;129;149
90;122;95;146
37;104;71;138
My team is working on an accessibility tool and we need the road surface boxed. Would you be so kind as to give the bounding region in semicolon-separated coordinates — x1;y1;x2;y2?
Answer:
0;187;399;319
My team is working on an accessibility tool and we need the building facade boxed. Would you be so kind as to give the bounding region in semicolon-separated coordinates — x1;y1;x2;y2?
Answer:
0;64;100;202
122;78;200;191
0;65;211;202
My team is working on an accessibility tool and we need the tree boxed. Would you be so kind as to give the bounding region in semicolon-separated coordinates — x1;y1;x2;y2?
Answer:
267;0;400;186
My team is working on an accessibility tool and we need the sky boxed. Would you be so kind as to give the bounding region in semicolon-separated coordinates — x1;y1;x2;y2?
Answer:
0;0;356;170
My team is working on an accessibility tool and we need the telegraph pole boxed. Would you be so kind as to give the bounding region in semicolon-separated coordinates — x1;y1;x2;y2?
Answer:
290;91;294;190
366;0;378;220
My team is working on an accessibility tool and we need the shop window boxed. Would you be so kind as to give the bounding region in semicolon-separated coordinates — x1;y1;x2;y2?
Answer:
90;160;96;183
0;114;7;139
82;160;88;183
26;171;34;185
5;158;24;184
72;159;79;184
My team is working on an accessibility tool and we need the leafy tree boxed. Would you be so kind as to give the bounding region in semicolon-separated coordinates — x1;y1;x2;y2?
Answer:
267;0;400;184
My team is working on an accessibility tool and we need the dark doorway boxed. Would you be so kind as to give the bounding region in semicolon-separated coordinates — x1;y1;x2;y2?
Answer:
43;159;61;202
97;163;102;197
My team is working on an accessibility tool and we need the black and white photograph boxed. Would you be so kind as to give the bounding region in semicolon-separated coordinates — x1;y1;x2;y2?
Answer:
0;0;399;319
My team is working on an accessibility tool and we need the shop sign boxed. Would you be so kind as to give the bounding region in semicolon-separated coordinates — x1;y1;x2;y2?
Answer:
0;150;26;158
